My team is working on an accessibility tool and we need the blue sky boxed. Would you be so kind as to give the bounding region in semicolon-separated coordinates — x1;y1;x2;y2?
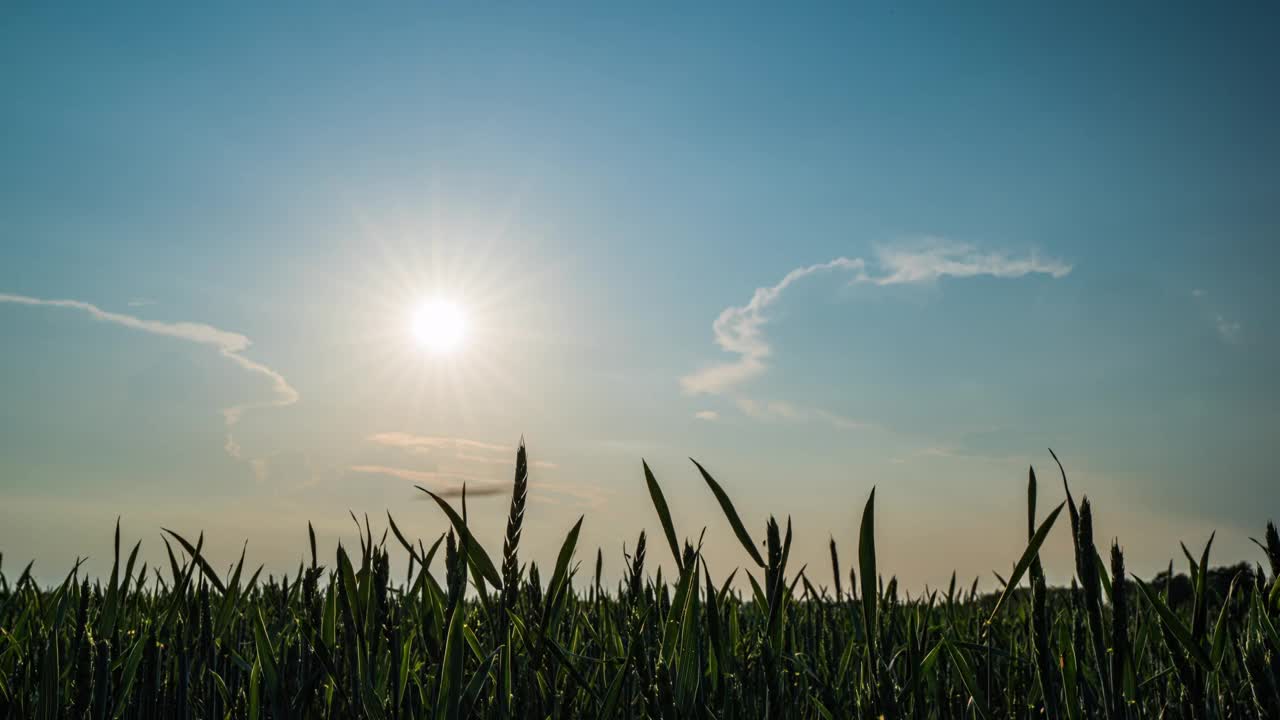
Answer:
2;3;1277;588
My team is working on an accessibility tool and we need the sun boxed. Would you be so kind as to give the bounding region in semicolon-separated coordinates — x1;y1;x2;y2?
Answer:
412;298;468;354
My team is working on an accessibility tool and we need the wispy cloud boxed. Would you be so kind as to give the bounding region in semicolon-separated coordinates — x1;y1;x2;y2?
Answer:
914;446;1028;465
347;464;506;496
369;432;508;454
533;480;612;509
1215;314;1242;344
361;433;594;504
250;458;270;483
871;241;1071;286
694;410;720;421
1190;288;1243;344
245;450;327;489
126;298;156;307
367;432;557;468
681;240;1071;396
734;398;872;430
0;292;298;458
349;464;605;506
680;258;866;395
457;452;559;469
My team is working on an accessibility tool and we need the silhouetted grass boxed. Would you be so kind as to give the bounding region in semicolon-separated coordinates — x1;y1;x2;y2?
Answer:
1;446;1278;718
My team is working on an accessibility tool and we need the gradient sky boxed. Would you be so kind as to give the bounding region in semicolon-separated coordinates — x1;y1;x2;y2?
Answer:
3;3;1277;590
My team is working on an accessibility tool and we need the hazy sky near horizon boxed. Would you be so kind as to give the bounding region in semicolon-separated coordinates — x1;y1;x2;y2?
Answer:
2;3;1278;589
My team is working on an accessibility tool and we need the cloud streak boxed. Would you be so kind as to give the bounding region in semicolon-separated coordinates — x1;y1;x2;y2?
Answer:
347;464;506;496
349;464;606;506
368;432;557;468
368;432;510;454
360;433;597;505
1214;314;1241;344
1190;289;1243;345
0;292;298;458
680;240;1071;395
680;257;866;395
733;398;872;430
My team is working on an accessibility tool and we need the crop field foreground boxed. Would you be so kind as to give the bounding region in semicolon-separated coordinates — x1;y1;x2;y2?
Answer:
2;445;1279;719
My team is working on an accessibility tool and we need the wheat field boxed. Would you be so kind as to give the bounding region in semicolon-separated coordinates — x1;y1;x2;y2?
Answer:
2;444;1278;718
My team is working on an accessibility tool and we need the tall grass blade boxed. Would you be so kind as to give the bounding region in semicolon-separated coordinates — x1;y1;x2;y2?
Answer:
986;501;1065;626
642;460;684;572
416;486;503;590
692;458;765;568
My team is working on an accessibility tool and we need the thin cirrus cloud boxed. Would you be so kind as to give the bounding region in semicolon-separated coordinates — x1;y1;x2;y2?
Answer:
1214;315;1242;344
368;432;509;454
347;464;507;497
1191;289;1243;344
349;463;607;506
680;240;1072;396
367;432;558;468
734;397;870;430
359;432;604;505
0;292;298;459
1190;289;1243;344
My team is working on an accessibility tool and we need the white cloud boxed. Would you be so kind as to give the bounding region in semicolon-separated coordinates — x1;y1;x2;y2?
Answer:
249;458;270;483
811;408;872;430
0;292;298;459
680;240;1071;396
1191;288;1242;344
680;257;867;395
368;432;509;454
694;410;720;421
455;452;558;469
736;397;800;421
914;446;1027;465
348;465;506;496
349;464;491;485
1215;314;1242;344
349;464;601;505
362;432;599;505
367;432;557;469
872;240;1071;286
735;397;871;431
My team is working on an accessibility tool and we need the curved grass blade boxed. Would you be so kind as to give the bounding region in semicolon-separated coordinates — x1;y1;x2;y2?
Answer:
691;458;765;568
112;633;148;719
1210;572;1240;668
897;637;945;706
642;460;684;573
945;639;991;720
548;516;585;602
986;502;1065;626
544;516;585;632
859;488;878;659
461;649;498;717
1050;448;1080;541
1191;532;1215;644
601;606;649;719
387;512;421;562
435;589;466;720
162;528;227;594
416;486;502;590
1133;576;1211;669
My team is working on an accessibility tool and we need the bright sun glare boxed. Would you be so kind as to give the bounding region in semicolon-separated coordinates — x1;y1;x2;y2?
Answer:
412;298;468;354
